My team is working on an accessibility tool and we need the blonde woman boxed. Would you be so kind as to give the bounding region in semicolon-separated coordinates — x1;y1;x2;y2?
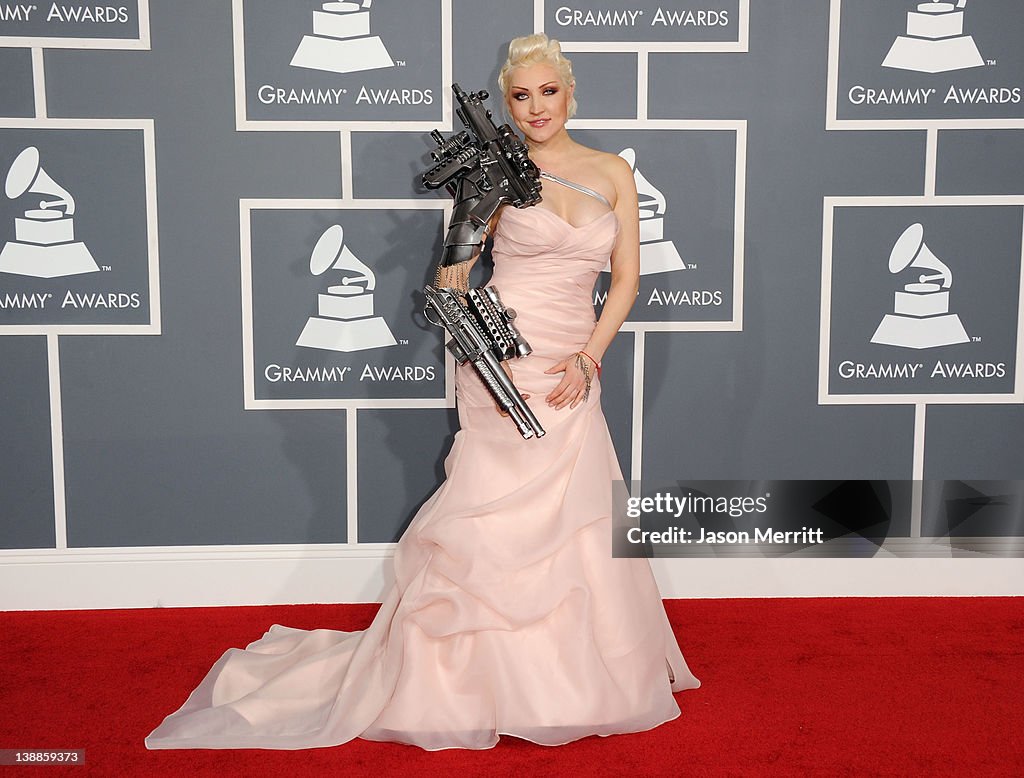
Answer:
146;33;699;753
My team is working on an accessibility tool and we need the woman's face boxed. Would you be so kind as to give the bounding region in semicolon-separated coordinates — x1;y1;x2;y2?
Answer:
506;63;573;145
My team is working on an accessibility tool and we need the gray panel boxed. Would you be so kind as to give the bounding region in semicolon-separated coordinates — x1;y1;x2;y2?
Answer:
834;0;1024;123
577;128;737;324
0;129;152;327
938;130;1024;195
239;1;444;124
357;407;459;544
649;50;759;121
826;207;1020;399
353;132;448;200
599;331;634;480
921;405;1024;480
0;2;142;39
248;208;446;402
642;331;915;481
0;336;54;548
63;392;348;546
572;53;637;120
451;0;531;105
0;48;34;118
648;0;815;122
542;1;741;44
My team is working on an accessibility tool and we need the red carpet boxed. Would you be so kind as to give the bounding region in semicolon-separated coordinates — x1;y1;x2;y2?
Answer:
1;598;1021;776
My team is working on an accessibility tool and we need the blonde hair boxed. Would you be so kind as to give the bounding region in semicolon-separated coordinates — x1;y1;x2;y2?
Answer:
498;33;577;119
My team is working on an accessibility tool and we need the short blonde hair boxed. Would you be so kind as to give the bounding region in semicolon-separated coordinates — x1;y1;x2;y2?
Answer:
498;33;577;119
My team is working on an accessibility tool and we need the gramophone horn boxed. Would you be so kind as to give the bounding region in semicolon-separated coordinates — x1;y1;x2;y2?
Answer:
4;146;76;215
618;147;666;216
887;223;952;288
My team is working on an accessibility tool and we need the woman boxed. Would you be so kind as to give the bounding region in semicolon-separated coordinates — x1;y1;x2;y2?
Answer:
145;33;700;753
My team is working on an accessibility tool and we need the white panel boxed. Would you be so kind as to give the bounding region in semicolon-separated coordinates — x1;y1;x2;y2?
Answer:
1;550;1022;610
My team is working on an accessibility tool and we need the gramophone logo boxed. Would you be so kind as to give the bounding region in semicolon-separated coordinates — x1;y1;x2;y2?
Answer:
296;224;397;352
871;223;970;349
603;148;685;276
290;0;395;74
882;0;984;74
0;146;99;278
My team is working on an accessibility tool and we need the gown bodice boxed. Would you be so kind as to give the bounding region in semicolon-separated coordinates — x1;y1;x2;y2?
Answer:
487;205;619;365
454;175;620;426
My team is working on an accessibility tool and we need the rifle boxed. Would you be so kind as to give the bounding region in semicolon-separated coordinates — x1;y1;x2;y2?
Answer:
423;285;545;439
423;83;542;266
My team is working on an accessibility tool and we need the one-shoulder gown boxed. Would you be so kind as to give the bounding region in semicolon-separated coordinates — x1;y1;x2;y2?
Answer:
145;176;701;752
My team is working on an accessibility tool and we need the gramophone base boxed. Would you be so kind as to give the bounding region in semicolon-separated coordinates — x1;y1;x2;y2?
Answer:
0;240;99;278
870;313;970;349
882;36;984;74
640;240;686;275
296;315;397;352
602;239;686;275
290;35;394;74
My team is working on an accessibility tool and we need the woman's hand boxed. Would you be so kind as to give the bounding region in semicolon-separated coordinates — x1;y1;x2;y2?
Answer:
543;354;592;410
495;360;531;417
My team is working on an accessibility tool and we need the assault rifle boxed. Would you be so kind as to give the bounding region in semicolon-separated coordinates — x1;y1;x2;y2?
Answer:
423;285;545;439
423;83;542;266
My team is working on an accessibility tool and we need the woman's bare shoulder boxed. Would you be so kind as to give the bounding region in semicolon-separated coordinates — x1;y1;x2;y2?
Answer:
574;146;631;181
564;144;632;196
606;153;635;187
588;152;634;205
570;143;620;168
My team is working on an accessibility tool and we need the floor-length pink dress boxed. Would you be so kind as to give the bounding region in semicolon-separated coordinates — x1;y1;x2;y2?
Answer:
145;174;701;752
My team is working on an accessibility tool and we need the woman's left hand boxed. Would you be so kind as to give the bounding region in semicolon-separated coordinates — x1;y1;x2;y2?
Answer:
543;355;591;410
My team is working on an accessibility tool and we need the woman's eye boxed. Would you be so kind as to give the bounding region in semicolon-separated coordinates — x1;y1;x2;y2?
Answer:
544;88;558;95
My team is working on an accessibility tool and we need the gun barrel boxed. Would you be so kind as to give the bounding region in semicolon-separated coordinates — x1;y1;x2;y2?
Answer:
510;401;545;438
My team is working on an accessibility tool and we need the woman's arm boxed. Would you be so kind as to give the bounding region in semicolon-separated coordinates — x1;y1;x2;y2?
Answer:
582;154;640;364
433;208;526;415
432;209;502;291
544;155;639;410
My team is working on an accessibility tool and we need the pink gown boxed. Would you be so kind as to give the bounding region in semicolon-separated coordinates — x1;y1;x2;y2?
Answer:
145;178;701;752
